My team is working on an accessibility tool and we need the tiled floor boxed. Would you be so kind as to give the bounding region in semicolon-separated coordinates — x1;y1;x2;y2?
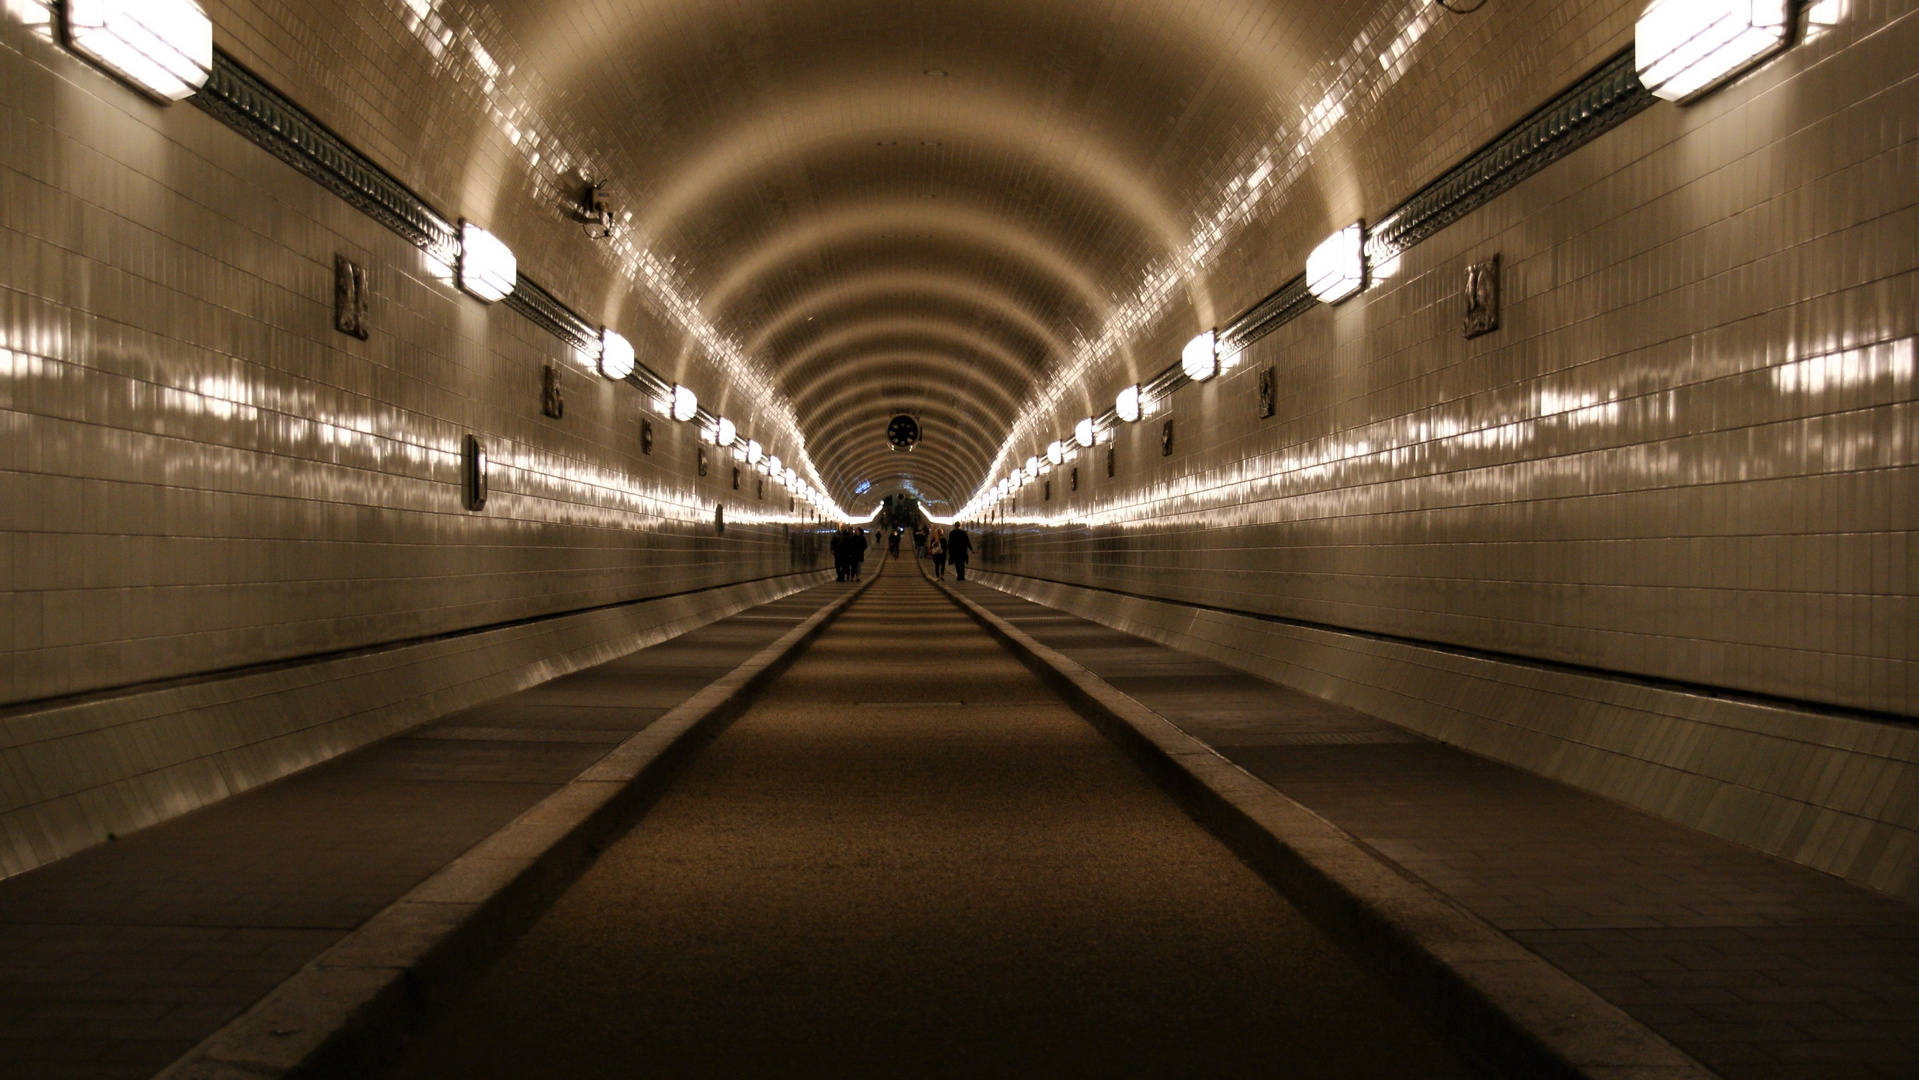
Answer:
958;584;1919;1080
0;585;847;1080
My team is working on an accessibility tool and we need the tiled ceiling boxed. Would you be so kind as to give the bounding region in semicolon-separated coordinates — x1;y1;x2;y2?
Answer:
464;0;1610;509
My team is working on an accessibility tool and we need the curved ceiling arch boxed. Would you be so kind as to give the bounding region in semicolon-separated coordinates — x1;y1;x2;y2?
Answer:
781;320;1043;411
742;271;1076;369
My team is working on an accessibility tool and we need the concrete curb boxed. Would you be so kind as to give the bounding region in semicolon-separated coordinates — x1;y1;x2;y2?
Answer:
157;564;883;1080
926;564;1718;1080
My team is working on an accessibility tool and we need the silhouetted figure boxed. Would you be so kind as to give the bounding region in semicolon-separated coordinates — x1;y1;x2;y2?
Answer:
831;525;851;582
853;529;868;580
946;525;971;581
927;527;947;579
888;528;902;559
913;525;929;556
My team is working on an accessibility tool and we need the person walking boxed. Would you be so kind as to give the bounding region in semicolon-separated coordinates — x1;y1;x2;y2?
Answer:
888;528;902;559
946;523;971;582
913;524;929;557
927;527;947;579
830;525;847;582
853;528;868;580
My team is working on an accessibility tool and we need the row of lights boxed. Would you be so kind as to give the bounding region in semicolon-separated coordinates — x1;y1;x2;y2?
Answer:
971;0;1803;517
65;1;839;516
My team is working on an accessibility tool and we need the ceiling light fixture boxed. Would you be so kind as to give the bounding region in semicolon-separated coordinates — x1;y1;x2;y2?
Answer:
458;222;517;303
1115;384;1142;423
599;329;634;380
1047;440;1066;466
1075;418;1096;448
1307;223;1367;304
746;439;763;464
65;0;213;103
1182;331;1219;382
1636;0;1793;103
715;416;736;446
671;384;698;422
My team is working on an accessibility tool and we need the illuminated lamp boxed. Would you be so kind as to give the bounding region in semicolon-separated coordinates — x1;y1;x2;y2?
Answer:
784;468;797;488
715;416;736;446
457;223;517;303
1182;331;1219;382
1306;222;1366;304
1636;0;1792;104
766;455;781;478
1115;384;1141;423
1025;455;1040;476
1047;440;1066;466
65;0;212;103
671;384;698;422
746;439;763;464
1075;417;1095;448
599;329;634;380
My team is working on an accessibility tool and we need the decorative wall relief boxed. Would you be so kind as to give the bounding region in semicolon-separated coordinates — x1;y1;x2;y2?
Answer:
1464;254;1501;338
697;446;708;477
461;434;487;511
1106;444;1115;477
541;364;565;419
1044;479;1052;500
1070;466;1079;492
1160;417;1174;455
714;504;726;535
757;476;764;499
732;466;742;490
333;255;368;339
641;418;654;453
1256;366;1275;418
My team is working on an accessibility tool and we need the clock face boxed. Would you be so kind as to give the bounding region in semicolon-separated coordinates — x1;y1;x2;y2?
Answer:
887;414;920;451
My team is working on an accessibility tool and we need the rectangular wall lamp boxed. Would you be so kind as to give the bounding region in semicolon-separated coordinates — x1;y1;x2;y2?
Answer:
1636;0;1794;104
1307;222;1367;304
66;0;213;103
458;223;517;303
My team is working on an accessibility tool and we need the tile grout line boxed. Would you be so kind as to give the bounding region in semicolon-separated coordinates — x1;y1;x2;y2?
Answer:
923;561;1719;1080
152;564;886;1080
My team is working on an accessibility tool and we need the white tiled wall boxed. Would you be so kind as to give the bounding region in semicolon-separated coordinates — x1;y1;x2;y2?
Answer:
991;5;1916;722
0;4;829;874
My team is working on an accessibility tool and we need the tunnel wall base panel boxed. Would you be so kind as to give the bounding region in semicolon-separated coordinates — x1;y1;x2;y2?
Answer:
0;571;830;882
972;570;1919;905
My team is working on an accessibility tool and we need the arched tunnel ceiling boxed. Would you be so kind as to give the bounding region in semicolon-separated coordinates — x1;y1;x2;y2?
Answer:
476;0;1508;510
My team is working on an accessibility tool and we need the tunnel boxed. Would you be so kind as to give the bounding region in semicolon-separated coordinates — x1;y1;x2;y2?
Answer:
0;1;1915;1077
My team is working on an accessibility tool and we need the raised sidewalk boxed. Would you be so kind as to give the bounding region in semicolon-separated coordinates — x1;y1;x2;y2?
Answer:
949;577;1919;1080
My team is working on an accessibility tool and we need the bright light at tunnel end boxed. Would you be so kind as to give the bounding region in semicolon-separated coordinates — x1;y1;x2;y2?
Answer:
1307;223;1366;304
66;0;213;103
458;223;517;303
1635;0;1793;104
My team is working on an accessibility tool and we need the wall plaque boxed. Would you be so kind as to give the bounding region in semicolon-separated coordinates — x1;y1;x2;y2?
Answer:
1106;444;1115;477
1464;254;1501;338
1257;366;1275;418
697;446;708;476
541;364;565;419
333;255;368;339
1160;417;1174;456
641;418;654;454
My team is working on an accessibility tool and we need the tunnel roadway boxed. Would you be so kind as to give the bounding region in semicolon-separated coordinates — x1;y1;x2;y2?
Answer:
380;560;1482;1079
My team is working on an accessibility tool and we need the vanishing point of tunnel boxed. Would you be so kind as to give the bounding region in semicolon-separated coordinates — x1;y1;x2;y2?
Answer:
0;2;1915;1079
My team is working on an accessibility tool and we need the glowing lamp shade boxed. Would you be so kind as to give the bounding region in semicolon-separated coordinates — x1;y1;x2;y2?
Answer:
670;384;699;422
715;417;736;446
1048;441;1068;466
1115;384;1142;423
746;439;763;464
767;454;782;478
66;0;212;103
1178;331;1217;382
784;468;797;488
599;329;635;380
1075;417;1096;448
1636;0;1792;103
1307;223;1366;304
458;223;517;303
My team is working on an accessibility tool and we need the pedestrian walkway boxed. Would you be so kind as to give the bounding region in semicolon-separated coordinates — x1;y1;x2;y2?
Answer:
380;566;1480;1079
955;578;1919;1080
0;582;849;1080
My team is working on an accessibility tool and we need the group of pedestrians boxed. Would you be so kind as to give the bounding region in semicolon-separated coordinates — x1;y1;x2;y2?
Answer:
831;526;868;582
923;524;970;580
831;521;971;582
